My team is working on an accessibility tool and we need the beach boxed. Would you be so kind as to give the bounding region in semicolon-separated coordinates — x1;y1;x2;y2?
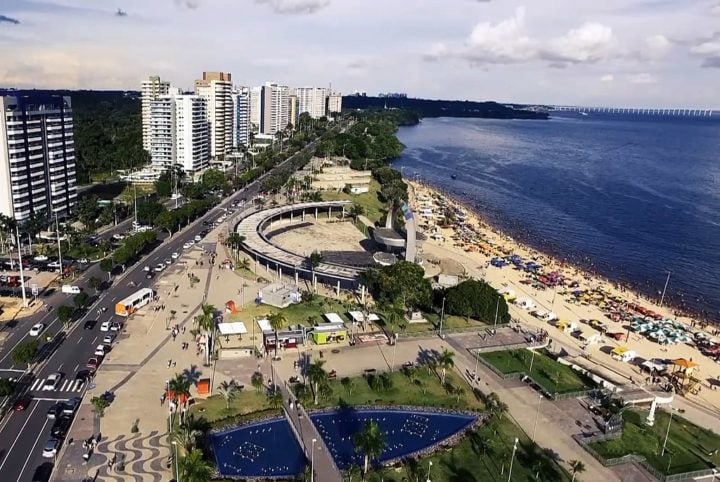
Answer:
406;179;720;424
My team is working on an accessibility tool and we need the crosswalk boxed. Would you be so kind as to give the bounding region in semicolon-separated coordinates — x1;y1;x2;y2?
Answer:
29;378;85;393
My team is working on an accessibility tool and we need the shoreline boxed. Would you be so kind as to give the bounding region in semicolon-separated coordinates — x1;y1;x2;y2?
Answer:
405;177;713;329
404;176;714;326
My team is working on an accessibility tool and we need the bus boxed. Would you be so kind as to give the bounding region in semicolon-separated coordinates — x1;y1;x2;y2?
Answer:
115;288;155;316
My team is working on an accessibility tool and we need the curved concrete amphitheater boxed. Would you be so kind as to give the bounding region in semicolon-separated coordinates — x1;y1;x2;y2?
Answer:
236;201;365;290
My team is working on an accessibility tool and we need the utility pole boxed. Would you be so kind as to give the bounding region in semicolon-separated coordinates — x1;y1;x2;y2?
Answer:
493;297;500;332
507;437;519;482
16;225;28;308
439;296;446;337
659;271;671;309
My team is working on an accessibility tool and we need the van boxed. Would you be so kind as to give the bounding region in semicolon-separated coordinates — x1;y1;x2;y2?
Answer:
61;285;81;294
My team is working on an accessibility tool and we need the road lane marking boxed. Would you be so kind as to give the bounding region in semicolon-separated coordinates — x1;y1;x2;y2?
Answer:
30;379;42;391
92;336;97;344
17;416;51;480
57;363;63;371
0;400;41;472
59;380;70;391
73;363;79;372
76;336;83;344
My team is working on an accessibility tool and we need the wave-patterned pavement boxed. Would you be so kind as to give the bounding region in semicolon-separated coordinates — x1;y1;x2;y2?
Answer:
89;431;170;481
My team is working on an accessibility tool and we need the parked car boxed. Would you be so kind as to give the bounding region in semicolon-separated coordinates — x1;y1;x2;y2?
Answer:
103;333;116;345
46;403;63;419
154;264;165;272
100;321;111;332
75;370;90;383
94;345;108;357
164;258;171;265
62;397;81;415
43;373;62;390
31;462;53;482
143;266;151;272
110;322;121;332
51;417;71;438
41;438;60;458
194;235;202;242
182;242;192;249
146;272;154;279
171;252;179;259
29;323;45;337
86;357;100;371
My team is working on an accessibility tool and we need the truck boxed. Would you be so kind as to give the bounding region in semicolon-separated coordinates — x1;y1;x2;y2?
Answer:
61;285;81;294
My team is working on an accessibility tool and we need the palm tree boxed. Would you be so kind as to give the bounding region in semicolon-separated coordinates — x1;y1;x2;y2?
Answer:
225;233;245;261
346;463;362;482
168;373;191;402
194;304;216;366
353;420;386;475
217;380;241;410
349;203;365;221
179;448;214;482
237;257;251;271
308;251;323;292
267;388;283;409
267;312;288;358
306;359;329;405
569;459;586;482
173;424;202;452
437;348;455;385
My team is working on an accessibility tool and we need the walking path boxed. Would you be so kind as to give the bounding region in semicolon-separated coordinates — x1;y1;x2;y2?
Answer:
275;373;343;482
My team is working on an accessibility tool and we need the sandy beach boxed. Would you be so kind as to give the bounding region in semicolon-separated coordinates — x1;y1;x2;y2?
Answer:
406;179;720;424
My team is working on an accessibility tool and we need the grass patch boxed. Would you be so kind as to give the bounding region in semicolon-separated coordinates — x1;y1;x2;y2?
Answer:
479;349;594;395
317;369;483;411
189;390;275;428
321;179;387;223
591;409;720;475
228;295;355;328
367;414;571;482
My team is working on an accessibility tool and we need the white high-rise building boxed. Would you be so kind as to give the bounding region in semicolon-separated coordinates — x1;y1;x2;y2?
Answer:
249;87;261;133
327;92;342;115
149;93;209;174
0;91;78;222
260;82;289;136
232;88;251;149
141;75;170;152
296;87;328;119
194;71;233;158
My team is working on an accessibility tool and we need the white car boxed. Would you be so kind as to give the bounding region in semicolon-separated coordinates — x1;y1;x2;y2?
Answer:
154;264;165;272
42;438;60;458
29;323;45;337
94;345;107;357
100;321;111;332
171;252;179;260
103;333;116;345
164;258;172;266
194;235;202;242
43;373;62;390
110;322;121;332
182;242;192;249
143;266;151;272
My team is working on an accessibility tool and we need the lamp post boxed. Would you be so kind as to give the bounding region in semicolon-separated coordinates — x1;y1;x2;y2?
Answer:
659;271;671;309
171;440;179;482
528;349;537;374
391;333;398;372
493;297;500;332
16;225;27;308
532;395;543;441
507;437;519;482
426;460;433;482
661;405;674;457
311;438;317;482
439;296;446;337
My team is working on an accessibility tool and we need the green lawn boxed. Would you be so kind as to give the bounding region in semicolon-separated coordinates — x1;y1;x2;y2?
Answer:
321;179;387;223
314;368;483;411
479;349;594;395
366;414;571;482
189;390;277;427
228;295;355;328
591;409;720;475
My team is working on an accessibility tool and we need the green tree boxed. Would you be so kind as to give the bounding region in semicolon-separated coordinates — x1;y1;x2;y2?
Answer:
155;210;177;237
136;201;166;226
99;258;114;281
73;291;90;309
369;261;432;311
168;373;192;402
267;312;288;358
306;359;329;405
353;420;386;475
87;276;101;293
194;304;216;366
340;377;354;396
266;388;283;409
437;348;455;385
179;448;214;482
0;378;16;397
251;371;264;393
569;459;586;482
173;424;203;453
445;279;510;324
201;168;227;192
57;305;75;325
90;395;110;416
11;340;40;367
216;380;241;410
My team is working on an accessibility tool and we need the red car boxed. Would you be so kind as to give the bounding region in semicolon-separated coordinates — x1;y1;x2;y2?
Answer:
86;357;101;370
13;396;32;411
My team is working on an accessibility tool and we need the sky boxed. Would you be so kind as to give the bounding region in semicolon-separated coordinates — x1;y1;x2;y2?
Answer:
0;0;719;108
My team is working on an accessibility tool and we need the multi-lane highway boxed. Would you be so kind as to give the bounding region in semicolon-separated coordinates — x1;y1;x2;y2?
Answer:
0;140;314;481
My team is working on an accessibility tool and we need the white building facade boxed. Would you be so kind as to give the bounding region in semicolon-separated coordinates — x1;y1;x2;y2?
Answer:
327;92;342;115
195;71;233;159
141;75;170;152
0;92;78;222
296;87;328;119
259;82;289;136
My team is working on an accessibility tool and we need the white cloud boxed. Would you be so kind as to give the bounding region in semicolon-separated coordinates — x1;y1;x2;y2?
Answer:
462;7;536;63
543;22;615;63
601;74;614;82
255;0;331;14
644;34;670;57
709;2;720;15
690;40;720;56
628;72;658;84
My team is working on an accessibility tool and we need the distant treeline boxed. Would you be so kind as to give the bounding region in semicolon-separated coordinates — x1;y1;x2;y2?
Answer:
342;95;548;120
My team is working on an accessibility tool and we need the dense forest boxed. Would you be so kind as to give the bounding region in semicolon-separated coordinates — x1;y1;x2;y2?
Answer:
342;95;548;120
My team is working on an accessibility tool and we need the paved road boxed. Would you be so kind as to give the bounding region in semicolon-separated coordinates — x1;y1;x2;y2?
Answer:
0;139;320;482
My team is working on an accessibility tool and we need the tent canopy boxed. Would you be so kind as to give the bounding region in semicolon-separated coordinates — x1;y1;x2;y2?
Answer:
672;358;699;369
218;322;248;335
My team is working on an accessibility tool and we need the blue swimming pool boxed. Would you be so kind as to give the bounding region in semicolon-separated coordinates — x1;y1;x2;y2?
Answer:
310;408;477;469
209;417;306;478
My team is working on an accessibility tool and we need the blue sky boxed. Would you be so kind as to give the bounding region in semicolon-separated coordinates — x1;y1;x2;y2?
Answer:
0;0;719;107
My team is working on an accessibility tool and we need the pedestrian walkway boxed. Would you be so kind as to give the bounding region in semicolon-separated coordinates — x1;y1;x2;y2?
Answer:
29;378;85;393
275;371;343;482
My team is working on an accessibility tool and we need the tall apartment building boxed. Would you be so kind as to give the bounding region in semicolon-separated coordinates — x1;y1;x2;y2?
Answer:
141;75;170;151
0;91;78;222
194;71;233;158
249;86;261;132
149;93;209;174
288;94;298;128
259;82;289;136
327;91;343;115
296;87;328;119
231;88;251;148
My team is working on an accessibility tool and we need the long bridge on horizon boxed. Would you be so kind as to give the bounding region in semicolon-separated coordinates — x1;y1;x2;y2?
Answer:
547;105;715;117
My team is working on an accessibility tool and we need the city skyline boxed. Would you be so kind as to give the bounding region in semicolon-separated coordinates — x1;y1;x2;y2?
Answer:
0;0;718;108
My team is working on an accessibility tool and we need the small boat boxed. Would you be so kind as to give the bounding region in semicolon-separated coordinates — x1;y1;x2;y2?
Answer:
451;174;457;180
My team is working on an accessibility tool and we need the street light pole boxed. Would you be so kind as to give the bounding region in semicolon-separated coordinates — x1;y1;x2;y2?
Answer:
171;441;180;482
55;213;63;278
426;460;433;482
391;333;398;372
311;438;317;482
493;297;500;332
532;395;543;441
661;406;674;457
659;271;671;309
528;349;537;374
439;296;446;337
507;437;519;482
15;225;28;308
